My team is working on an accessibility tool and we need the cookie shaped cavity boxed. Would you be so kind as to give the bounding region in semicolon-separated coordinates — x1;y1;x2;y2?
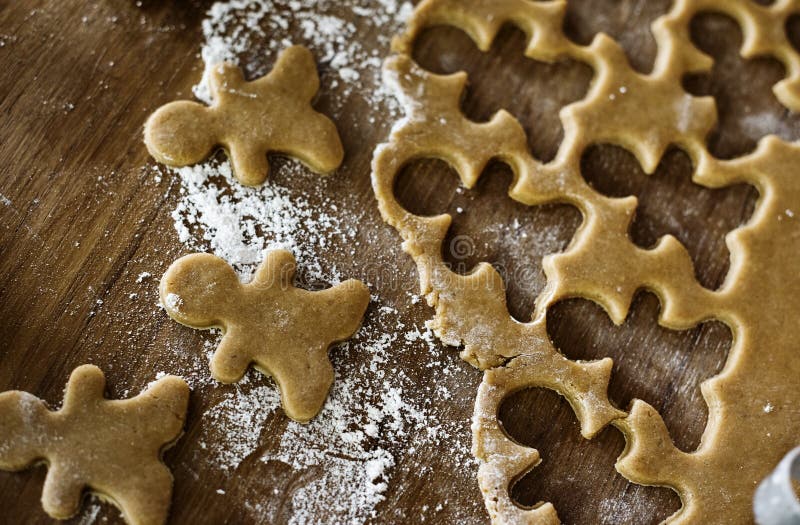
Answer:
159;250;370;423
144;45;344;186
376;0;800;522
0;365;189;525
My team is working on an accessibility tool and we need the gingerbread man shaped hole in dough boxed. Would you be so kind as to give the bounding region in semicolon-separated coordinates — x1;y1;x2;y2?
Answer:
410;23;592;163
393;158;582;323
144;45;344;186
160;250;370;422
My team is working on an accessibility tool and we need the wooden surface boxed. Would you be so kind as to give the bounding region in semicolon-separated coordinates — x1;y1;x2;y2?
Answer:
0;1;796;523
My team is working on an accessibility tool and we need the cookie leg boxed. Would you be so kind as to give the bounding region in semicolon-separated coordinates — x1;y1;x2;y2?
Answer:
113;465;174;525
41;463;84;519
271;353;334;423
209;337;251;384
229;142;269;186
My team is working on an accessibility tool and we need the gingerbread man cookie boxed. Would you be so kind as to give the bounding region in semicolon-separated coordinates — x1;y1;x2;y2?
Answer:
144;45;344;186
0;365;189;525
159;250;370;422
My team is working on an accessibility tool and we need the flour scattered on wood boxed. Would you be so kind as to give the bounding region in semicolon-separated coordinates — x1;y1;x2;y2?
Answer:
150;1;482;524
188;298;477;524
76;502;103;525
193;0;411;117
170;158;352;281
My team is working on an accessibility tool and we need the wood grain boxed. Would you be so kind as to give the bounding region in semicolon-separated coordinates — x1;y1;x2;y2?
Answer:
0;1;795;523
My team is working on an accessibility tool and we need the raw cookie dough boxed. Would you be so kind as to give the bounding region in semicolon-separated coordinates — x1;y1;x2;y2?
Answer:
159;250;370;423
144;45;344;186
0;365;189;525
373;0;800;522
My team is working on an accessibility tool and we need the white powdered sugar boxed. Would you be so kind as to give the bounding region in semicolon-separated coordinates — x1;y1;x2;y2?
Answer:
146;1;483;524
170;158;353;281
193;0;411;114
162;147;480;523
192;306;476;524
163;144;481;522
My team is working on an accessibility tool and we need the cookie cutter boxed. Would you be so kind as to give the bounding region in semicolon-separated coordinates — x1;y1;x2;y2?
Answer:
754;446;800;525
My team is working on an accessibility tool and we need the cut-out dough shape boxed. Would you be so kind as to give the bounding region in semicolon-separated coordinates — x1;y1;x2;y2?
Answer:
375;0;800;523
0;365;189;525
144;45;344;186
159;250;370;422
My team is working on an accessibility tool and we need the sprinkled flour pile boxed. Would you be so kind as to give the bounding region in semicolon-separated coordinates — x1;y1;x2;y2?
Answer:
193;0;412;114
164;154;479;523
193;305;471;524
170;158;353;281
147;1;482;524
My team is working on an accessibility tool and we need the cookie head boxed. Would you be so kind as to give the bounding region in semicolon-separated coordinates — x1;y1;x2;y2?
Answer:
144;101;217;167
159;253;241;328
0;392;48;470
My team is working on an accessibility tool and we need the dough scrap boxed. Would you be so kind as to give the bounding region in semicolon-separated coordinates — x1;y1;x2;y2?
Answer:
143;45;344;186
159;250;370;423
374;0;800;522
0;365;189;525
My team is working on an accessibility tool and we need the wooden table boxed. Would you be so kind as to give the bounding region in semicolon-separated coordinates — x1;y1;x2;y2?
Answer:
1;1;795;523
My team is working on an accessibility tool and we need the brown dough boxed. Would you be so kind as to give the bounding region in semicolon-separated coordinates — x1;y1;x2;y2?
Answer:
159;250;370;423
0;365;189;525
374;0;800;522
143;45;344;186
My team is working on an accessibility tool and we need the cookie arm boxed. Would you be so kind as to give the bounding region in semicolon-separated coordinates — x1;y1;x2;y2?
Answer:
320;279;371;340
133;376;191;444
62;365;106;411
209;62;246;102
252;249;296;288
263;45;320;102
268;346;335;423
284;110;344;175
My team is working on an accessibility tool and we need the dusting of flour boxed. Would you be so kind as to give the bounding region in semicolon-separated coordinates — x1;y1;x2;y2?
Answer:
149;1;482;524
193;307;468;524
193;0;412;113
170;158;353;282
